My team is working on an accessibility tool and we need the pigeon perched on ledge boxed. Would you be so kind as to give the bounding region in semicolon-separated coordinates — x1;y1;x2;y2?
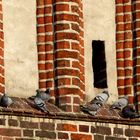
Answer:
34;97;48;113
80;90;109;115
90;90;109;104
120;105;140;119
80;101;103;115
110;96;128;110
29;89;51;101
0;94;13;107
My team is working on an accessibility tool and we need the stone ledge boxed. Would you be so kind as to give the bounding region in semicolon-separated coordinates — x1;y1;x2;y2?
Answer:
0;97;139;126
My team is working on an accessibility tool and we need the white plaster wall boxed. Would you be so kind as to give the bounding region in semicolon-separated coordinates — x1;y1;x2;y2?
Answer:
83;0;118;103
2;0;39;97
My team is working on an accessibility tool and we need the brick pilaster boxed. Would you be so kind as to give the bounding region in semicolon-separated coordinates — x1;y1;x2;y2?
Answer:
53;0;84;112
115;0;133;101
36;0;55;100
36;0;85;112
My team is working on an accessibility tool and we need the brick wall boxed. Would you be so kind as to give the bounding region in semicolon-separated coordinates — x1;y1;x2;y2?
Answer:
0;114;139;140
115;0;140;111
0;0;4;94
36;0;85;112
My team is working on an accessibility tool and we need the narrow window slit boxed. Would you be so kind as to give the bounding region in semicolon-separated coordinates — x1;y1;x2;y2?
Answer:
92;40;108;88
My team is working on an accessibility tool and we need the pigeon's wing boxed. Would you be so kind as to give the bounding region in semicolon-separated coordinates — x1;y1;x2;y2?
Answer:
80;102;102;115
90;92;109;104
34;97;48;113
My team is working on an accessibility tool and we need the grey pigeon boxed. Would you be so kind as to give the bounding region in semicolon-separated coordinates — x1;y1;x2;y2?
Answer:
36;89;50;101
90;90;109;104
110;96;128;110
29;88;50;101
0;94;13;107
80;101;103;115
34;97;48;113
120;105;140;119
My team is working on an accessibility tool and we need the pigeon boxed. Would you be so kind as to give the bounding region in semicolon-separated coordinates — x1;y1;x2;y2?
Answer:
29;89;50;101
80;101;103;115
0;94;13;107
80;90;109;115
110;96;128;110
90;90;109;104
34;97;48;113
120;105;140;119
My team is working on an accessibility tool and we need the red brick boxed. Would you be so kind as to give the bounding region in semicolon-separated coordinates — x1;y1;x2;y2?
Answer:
116;15;124;23
59;96;71;104
116;42;124;49
36;131;56;139
55;60;70;67
72;78;80;87
44;0;53;4
124;14;131;22
23;130;33;137
114;128;123;135
116;5;123;13
55;77;71;86
55;50;79;59
54;14;79;22
40;122;55;130
57;123;77;132
8;119;18;126
54;4;69;11
54;41;70;49
124;32;132;40
54;23;70;31
71;23;80;32
55;69;79;77
71;5;79;13
73;105;80;112
71;42;79;51
124;5;132;12
79;125;89;132
71;134;92;140
55;32;79;41
0;128;21;137
60;104;72;112
73;96;80;104
116;0;123;4
116;33;124;40
20;121;38;129
58;132;69;139
116;24;124;31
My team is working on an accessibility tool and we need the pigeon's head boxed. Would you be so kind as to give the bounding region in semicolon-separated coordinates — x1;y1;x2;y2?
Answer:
45;88;50;94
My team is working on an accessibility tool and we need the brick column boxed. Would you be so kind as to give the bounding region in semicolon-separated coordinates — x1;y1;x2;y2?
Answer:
53;0;85;112
0;0;5;93
36;0;55;101
115;0;140;112
36;0;85;112
132;0;140;111
115;0;133;100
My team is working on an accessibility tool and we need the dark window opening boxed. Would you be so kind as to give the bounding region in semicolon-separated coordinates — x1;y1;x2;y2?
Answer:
92;40;108;88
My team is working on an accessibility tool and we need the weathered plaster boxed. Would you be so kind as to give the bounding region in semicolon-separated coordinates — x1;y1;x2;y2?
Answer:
2;0;39;97
83;0;118;103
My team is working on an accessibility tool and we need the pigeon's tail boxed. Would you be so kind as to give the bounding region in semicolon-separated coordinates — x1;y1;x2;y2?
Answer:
29;95;36;100
80;105;97;116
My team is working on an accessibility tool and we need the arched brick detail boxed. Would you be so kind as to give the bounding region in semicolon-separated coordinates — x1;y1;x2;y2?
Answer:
0;0;5;93
36;0;85;112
